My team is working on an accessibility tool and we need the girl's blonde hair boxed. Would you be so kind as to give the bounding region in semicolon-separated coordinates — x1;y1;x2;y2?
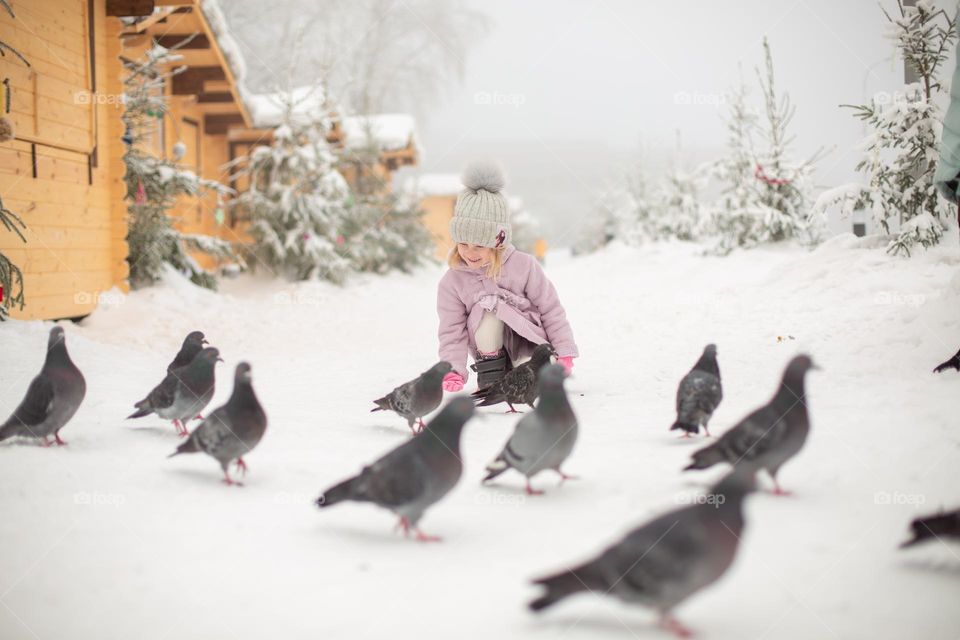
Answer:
448;245;505;280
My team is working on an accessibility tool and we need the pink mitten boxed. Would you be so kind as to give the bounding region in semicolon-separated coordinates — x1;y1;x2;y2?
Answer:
557;356;575;375
442;371;464;392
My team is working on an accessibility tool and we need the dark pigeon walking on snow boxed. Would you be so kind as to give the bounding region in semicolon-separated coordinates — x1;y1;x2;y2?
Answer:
684;354;818;495
168;362;267;486
670;343;722;437
318;396;476;541
483;364;578;495
472;343;556;412
528;468;757;638
167;330;208;372
0;326;86;446
371;361;452;434
900;507;960;548
128;347;221;437
933;347;960;373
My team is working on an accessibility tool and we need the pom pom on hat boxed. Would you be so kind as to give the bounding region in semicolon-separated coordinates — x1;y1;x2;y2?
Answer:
461;161;505;193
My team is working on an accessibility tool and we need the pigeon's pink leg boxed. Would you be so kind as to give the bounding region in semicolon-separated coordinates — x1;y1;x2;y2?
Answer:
659;615;693;638
525;480;544;496
40;436;52;447
505;403;521;414
53;432;67;446
414;528;442;543
703;425;711;437
235;457;248;475
555;469;579;484
222;470;243;487
771;479;792;496
394;516;412;537
677;432;693;439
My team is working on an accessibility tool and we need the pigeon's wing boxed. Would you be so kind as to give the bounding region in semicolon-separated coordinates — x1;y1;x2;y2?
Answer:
194;408;239;452
603;507;708;599
678;373;722;420
720;406;787;463
384;380;415;416
503;366;536;402
354;444;429;507
502;412;548;467
3;373;55;430
146;373;178;410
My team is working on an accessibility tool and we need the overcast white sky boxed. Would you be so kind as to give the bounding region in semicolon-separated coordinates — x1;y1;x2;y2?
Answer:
404;0;958;245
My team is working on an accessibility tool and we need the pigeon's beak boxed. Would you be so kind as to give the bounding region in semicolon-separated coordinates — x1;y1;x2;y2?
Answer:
202;338;209;345
216;356;224;363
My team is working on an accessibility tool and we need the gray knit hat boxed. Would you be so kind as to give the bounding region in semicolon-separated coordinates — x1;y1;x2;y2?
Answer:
450;161;511;248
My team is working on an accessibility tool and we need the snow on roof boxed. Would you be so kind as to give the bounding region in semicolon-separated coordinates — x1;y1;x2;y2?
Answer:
403;173;463;197
246;85;327;128
341;114;419;154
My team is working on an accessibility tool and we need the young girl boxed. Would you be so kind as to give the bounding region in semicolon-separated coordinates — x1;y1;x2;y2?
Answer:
436;162;579;392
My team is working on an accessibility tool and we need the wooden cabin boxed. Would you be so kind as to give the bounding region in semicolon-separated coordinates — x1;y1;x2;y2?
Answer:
0;0;252;320
0;0;420;322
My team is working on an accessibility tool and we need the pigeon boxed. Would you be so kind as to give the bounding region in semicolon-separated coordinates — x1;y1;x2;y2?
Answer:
684;355;818;495
168;362;267;486
317;396;476;541
933;347;960;373
900;507;960;548
670;344;722;437
167;330;208;372
483;364;578;494
529;468;757;638
128;347;221;437
0;326;86;446
371;361;453;434
471;343;557;412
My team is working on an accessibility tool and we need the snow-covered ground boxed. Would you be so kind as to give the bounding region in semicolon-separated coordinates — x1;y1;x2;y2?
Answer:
1;236;958;639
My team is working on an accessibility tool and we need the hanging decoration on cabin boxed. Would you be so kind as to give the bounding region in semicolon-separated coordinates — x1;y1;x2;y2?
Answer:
172;140;186;161
135;179;147;205
0;78;14;143
122;124;134;146
214;206;225;226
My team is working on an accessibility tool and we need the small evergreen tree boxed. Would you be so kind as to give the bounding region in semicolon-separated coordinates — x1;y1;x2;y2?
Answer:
336;135;433;274
654;163;707;241
122;42;234;289
814;1;957;255
230;99;352;282
751;38;822;246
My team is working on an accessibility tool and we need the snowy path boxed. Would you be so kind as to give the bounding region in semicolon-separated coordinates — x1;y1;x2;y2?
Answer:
1;236;958;639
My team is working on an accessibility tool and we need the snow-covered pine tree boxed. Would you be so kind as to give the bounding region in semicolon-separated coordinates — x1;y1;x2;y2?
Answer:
122;42;235;290
815;0;957;256
751;37;822;246
334;127;432;274
507;196;541;254
707;69;770;253
230;98;352;282
654;163;707;241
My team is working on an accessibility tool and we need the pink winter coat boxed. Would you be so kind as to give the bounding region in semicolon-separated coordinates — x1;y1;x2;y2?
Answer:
437;245;579;381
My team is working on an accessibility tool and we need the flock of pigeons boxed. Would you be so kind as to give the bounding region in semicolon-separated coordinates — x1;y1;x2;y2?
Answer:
1;327;958;637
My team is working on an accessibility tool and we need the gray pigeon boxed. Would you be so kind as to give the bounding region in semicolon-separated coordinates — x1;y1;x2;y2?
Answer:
684;355;818;495
529;469;756;638
167;330;208;372
900;507;960;548
471;343;557;412
371;361;452;434
168;362;267;486
318;396;476;541
483;364;578;494
670;344;722;437
128;347;221;437
0;326;86;446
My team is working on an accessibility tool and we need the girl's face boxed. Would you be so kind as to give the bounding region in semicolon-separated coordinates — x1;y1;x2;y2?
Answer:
457;243;494;268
